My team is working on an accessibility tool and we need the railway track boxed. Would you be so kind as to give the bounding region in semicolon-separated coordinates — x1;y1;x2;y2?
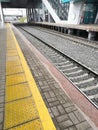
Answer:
30;25;98;49
16;26;98;109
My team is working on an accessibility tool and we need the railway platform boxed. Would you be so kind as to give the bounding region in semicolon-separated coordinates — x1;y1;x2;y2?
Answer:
30;22;98;41
0;24;97;130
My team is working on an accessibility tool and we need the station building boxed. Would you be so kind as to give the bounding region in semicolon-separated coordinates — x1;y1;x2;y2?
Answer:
0;0;98;24
26;0;98;24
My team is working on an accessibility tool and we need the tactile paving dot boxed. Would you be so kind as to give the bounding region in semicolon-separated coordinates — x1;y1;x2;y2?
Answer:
6;83;32;102
11;119;44;130
6;65;23;75
6;73;27;86
4;97;40;129
7;50;18;56
6;56;20;62
7;60;21;68
7;46;17;50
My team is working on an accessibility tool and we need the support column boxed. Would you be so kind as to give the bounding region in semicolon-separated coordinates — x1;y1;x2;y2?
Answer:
64;28;67;33
95;11;98;24
28;9;31;22
88;31;96;41
68;1;83;24
33;9;37;22
68;29;73;35
32;8;34;22
0;2;4;24
42;3;45;22
26;9;29;23
31;8;34;22
30;8;32;22
38;8;40;22
61;27;64;33
27;8;32;23
77;30;80;36
48;11;51;22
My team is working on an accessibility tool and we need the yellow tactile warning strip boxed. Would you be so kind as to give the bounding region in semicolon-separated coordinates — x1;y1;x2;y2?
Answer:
6;83;31;102
4;24;56;130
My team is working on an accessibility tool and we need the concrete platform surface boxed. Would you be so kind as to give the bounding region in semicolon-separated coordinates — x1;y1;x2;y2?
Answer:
37;22;98;32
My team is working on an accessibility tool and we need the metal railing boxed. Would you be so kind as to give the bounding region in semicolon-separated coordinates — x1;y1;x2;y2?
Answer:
48;0;69;20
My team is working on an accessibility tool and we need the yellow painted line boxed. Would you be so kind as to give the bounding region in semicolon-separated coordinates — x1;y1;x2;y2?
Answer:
4;24;56;130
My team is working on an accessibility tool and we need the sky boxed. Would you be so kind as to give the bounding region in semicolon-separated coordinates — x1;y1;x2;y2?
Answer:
3;8;26;16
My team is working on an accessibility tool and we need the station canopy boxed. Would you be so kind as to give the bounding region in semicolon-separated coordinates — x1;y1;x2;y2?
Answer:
61;0;70;3
0;0;10;2
61;0;98;3
0;0;42;8
72;0;98;3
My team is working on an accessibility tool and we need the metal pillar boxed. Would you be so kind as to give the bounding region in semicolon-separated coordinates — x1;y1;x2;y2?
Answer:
42;3;45;22
64;28;67;33
76;30;80;36
30;8;32;22
27;8;32;23
95;11;98;24
33;9;37;22
30;8;33;22
32;9;34;22
68;29;73;35
0;2;4;23
48;10;51;22
88;31;96;41
26;9;29;23
28;9;31;22
38;8;40;22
